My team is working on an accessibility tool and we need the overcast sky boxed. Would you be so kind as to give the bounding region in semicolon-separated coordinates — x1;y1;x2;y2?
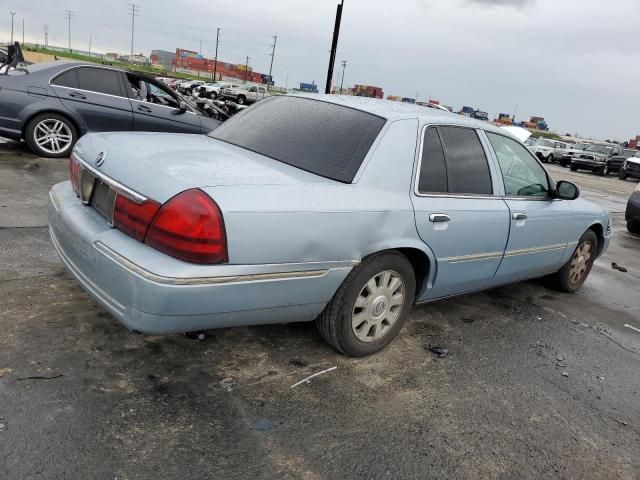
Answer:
2;0;638;140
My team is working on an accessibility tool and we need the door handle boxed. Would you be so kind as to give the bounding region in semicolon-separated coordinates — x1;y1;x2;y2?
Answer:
137;105;153;113
429;213;451;223
69;92;87;99
512;212;527;221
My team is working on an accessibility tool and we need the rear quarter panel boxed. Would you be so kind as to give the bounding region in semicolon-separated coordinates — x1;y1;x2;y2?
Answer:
202;118;428;265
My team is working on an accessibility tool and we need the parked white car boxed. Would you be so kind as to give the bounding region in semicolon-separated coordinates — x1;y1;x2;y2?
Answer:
221;84;269;105
194;82;235;99
177;80;205;95
529;139;569;163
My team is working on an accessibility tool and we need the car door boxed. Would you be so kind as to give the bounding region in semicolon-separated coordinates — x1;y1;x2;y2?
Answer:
412;125;511;300
124;73;203;134
484;131;572;281
50;66;133;132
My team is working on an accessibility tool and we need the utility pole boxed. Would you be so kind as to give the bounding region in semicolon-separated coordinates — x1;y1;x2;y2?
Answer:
199;39;202;55
10;12;16;43
325;0;344;94
88;34;92;57
213;27;220;81
267;35;277;91
22;18;24;44
43;25;49;47
244;56;250;83
65;10;73;52
339;60;347;94
128;3;139;60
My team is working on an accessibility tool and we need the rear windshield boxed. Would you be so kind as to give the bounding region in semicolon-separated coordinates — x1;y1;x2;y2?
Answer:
209;96;386;183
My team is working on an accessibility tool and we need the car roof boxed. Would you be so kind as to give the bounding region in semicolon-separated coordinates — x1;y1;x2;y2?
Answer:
287;94;506;134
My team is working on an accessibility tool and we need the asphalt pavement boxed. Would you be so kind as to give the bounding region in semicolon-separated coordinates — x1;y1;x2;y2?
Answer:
0;141;639;480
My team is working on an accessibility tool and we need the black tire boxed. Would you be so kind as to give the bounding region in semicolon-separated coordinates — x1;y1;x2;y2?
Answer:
211;91;218;99
628;221;640;235
25;113;78;158
548;154;554;163
601;163;610;176
547;230;598;293
619;171;627;180
560;159;569;167
315;251;416;357
236;95;246;105
570;164;578;171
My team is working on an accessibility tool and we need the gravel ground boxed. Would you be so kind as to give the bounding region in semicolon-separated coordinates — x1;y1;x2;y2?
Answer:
0;141;639;480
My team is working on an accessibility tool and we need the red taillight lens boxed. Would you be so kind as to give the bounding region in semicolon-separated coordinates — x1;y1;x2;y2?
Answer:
113;195;161;241
69;154;81;195
144;189;228;264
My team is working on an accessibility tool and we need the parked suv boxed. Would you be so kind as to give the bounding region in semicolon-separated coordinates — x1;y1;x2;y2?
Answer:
529;139;568;163
570;144;624;175
221;84;269;105
559;143;591;167
177;80;205;95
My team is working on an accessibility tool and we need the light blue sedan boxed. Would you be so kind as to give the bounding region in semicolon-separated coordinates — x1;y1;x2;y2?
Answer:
48;95;611;356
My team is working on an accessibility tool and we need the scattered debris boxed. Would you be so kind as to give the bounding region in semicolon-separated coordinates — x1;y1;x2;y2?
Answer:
219;378;235;392
556;356;564;362
268;370;278;376
290;366;337;389
0;417;6;432
0;368;12;378
252;418;273;431
17;374;63;381
571;319;580;325
624;324;640;334
427;346;449;358
611;262;628;273
617;419;629;426
561;371;569;377
461;316;475;324
597;376;605;382
185;331;206;340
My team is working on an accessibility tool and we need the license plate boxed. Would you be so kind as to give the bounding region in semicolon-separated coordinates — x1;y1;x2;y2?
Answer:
91;180;117;224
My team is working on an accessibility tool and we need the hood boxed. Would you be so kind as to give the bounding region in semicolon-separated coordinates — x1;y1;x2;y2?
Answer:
74;132;332;203
626;157;640;166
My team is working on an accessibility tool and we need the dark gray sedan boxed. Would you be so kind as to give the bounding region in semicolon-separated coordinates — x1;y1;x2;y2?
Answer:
0;61;220;157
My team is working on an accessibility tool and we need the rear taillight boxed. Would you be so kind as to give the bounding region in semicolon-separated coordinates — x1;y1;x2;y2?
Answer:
112;195;160;242
144;189;228;264
69;154;81;195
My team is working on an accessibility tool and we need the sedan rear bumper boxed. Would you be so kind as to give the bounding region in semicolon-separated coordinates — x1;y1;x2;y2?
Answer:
48;181;352;334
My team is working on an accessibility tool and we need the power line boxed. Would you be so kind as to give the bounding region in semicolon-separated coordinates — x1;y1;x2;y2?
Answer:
9;12;16;43
128;4;139;59
65;10;73;51
268;35;277;91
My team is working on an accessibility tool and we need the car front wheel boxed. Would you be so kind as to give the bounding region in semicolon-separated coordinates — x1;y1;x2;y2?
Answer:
316;251;416;357
599;164;610;176
547;230;597;293
236;95;246;105
570;164;578;171
619;171;628;180
25;113;78;158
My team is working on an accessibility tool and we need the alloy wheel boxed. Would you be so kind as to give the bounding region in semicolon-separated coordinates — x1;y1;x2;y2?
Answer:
568;240;593;287
351;270;405;343
33;119;73;154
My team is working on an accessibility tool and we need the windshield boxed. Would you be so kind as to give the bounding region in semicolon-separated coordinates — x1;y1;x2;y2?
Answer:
623;149;639;158
209;96;386;183
585;144;613;154
538;139;554;147
574;143;589;150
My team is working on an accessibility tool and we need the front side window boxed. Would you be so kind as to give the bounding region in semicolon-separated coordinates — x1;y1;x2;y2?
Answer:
76;67;124;97
417;126;493;195
487;132;550;198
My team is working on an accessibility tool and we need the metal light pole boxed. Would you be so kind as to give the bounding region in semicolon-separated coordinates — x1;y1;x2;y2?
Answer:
244;56;250;83
22;18;24;44
128;4;139;60
339;60;347;94
65;10;73;52
267;35;277;91
325;0;344;94
88;34;92;57
213;27;220;81
10;12;16;43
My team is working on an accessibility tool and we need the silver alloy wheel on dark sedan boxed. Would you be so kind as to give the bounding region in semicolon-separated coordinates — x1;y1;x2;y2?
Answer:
25;113;78;158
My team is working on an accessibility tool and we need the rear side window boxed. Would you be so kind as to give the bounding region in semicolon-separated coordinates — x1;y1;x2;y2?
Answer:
210;96;386;183
76;67;124;97
418;126;493;195
418;128;447;193
52;69;79;88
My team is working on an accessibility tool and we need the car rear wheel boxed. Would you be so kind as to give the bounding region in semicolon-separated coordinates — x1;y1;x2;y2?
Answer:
570;164;578;171
315;251;416;357
547;154;554;163
236;95;246;105
25;113;78;158
210;91;218;99
599;164;609;176
547;230;597;293
628;221;640;235
619;171;628;180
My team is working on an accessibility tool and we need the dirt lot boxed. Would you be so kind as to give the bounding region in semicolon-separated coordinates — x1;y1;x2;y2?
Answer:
1;140;639;480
